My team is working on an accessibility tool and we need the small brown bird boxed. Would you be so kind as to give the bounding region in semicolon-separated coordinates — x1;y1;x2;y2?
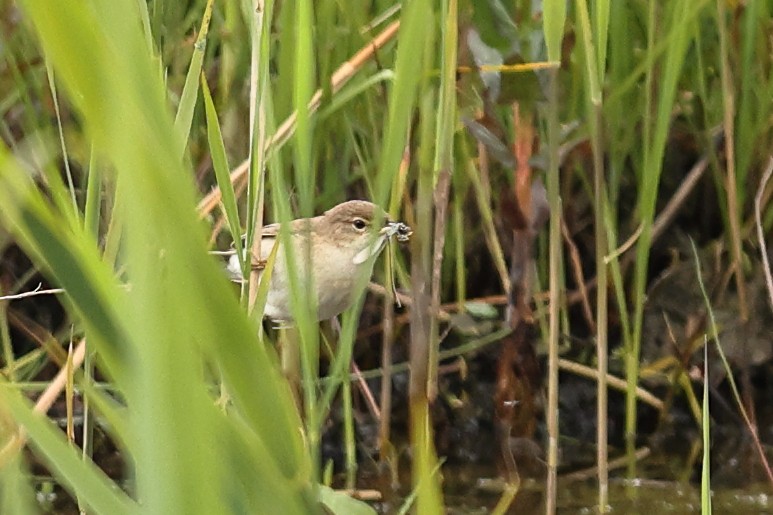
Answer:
227;200;411;321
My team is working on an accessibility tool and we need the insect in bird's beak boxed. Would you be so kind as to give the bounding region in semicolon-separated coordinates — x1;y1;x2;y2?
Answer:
380;221;411;307
380;222;413;242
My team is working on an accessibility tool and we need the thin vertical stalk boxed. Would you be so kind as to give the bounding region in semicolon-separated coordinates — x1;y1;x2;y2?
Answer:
342;369;356;490
542;2;566;512
544;67;561;515
380;147;411;472
81;144;101;505
292;0;321;481
378;282;395;461
293;0;315;217
244;0;270;315
700;337;712;514
427;0;456;401
591;106;609;513
626;0;657;461
407;1;443;507
42;62;79;225
452;188;466;309
714;0;748;321
412;91;441;515
0;291;14;383
44;63;78;217
241;0;270;416
577;0;609;508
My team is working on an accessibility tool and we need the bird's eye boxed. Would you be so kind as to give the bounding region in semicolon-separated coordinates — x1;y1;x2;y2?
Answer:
352;218;368;231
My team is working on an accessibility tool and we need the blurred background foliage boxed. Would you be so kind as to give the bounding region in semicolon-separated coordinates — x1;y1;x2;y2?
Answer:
0;0;772;513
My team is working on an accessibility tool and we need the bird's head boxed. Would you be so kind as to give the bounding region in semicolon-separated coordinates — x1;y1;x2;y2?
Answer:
318;200;411;264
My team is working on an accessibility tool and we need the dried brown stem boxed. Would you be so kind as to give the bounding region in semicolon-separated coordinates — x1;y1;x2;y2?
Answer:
378;282;395;459
558;358;664;411
561;219;595;333
427;169;451;401
0;338;87;460
351;362;380;420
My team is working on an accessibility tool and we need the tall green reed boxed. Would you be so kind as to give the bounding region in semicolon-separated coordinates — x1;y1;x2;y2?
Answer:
542;2;566;512
575;0;610;510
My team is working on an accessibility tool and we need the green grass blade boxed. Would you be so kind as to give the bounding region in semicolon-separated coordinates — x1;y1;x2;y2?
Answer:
0;448;37;515
542;3;566;509
1;387;136;515
292;0;315;217
173;0;215;159
201;73;243;260
593;1;610;85
543;0;567;63
701;335;712;515
375;3;425;204
15;0;314;512
83;145;102;237
317;70;395;122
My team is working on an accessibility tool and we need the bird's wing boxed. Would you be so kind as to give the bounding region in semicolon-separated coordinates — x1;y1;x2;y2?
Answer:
259;222;281;238
231;223;280;247
249;219;314;238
